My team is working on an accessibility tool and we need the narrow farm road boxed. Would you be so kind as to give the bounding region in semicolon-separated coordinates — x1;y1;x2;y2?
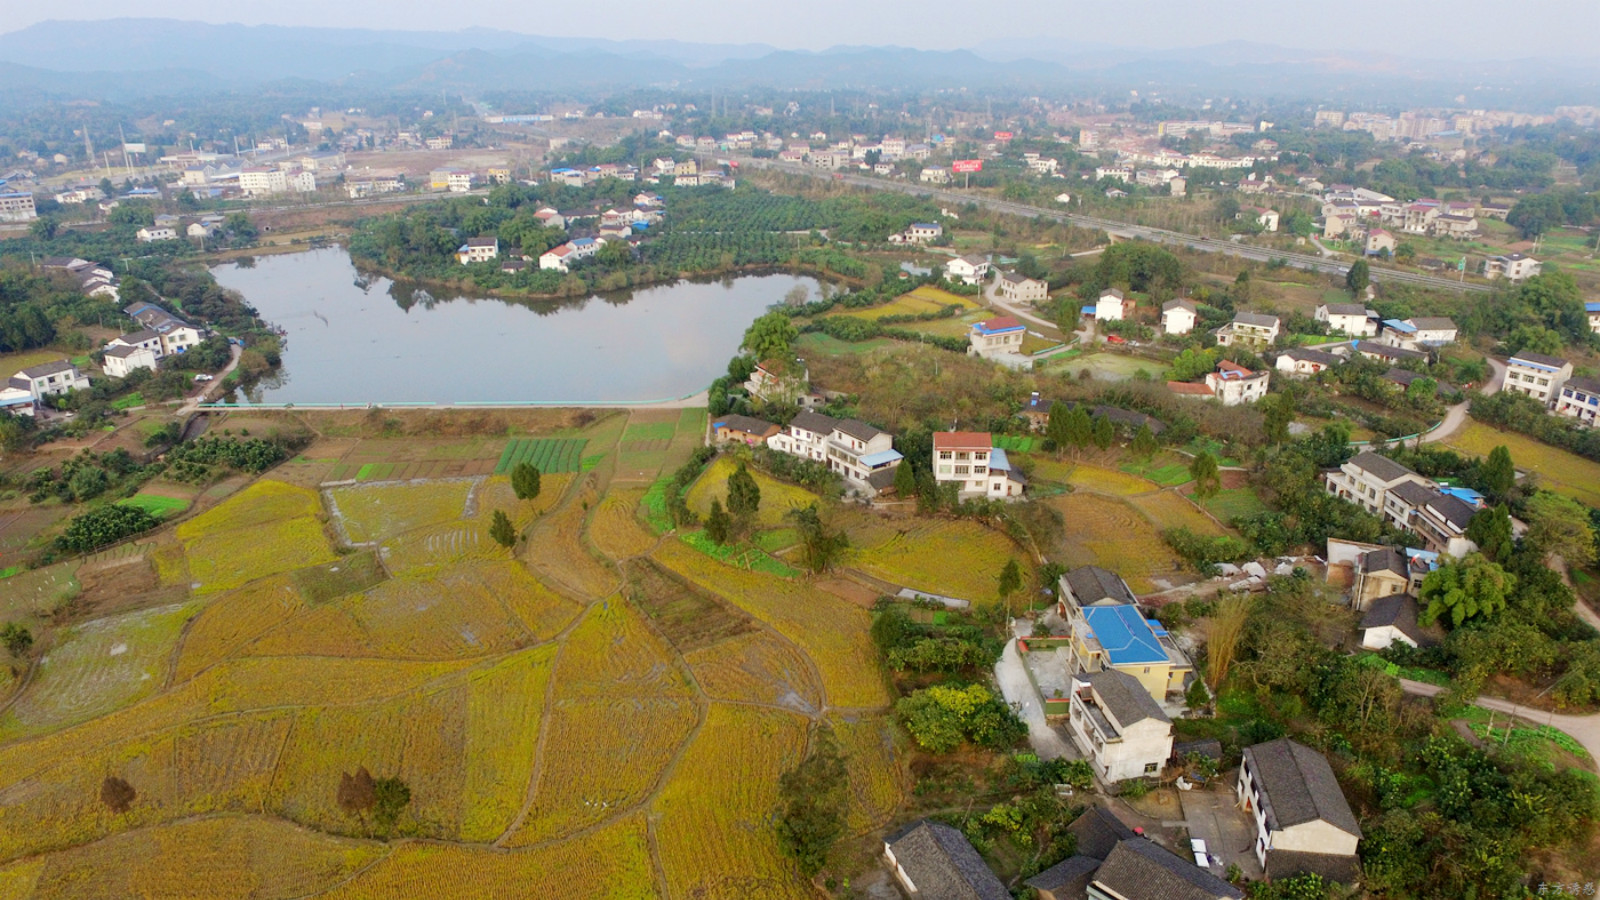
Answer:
177;342;243;417
1398;678;1600;765
1420;357;1505;446
982;279;1065;336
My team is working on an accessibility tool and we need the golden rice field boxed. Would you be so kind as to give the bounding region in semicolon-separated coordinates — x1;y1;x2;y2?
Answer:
831;713;910;834
652;704;811;900
0;814;387;900
1030;460;1158;496
320;814;658;900
588;487;659;561
0;602;196;741
655;540;888;709
683;631;823;712
1445;419;1600;508
1128;490;1227;536
685;455;821;527
379;519;498;576
472;473;571;529
329;480;472;544
172;576;308;683
1048;493;1186;594
837;284;982;321
178;481;338;593
522;479;620;598
851;519;1028;604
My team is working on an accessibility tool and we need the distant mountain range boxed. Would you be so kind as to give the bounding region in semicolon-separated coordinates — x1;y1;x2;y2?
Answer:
0;19;1596;107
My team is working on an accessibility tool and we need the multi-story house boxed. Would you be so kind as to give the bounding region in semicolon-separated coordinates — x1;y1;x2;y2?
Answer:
1056;591;1192;703
429;167;475;193
1325;540;1431;611
967;316;1026;359
997;273;1048;304
1161;299;1197;335
1214;311;1280;348
1351;340;1427;366
902;222;943;243
1485;253;1541;282
1554;376;1600;427
1274;347;1342;379
124;302;205;356
1204;361;1269;406
456;237;499;265
9;360;91;398
1501;352;1572;407
1324;451;1429;518
883;821;1009;900
1325;452;1480;557
0;191;37;222
101;328;166;378
1065;669;1174;783
1380;317;1457;349
1587;300;1600;335
768;411;903;495
944;254;991;285
136;226;177;243
1237;739;1362;883
1365;229;1398;256
1094;289;1127;322
1315;302;1376;337
931;431;1026;499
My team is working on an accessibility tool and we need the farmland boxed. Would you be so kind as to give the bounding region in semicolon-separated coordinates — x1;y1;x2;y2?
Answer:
1046;492;1190;593
0;406;939;895
1445;419;1600;508
851;518;1028;604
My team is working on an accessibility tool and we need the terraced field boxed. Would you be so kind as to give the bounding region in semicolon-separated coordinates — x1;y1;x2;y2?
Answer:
1047;492;1188;594
851;519;1028;604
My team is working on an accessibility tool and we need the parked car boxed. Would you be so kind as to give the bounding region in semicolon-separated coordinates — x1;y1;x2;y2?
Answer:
1189;838;1209;868
1106;334;1127;344
193;374;214;382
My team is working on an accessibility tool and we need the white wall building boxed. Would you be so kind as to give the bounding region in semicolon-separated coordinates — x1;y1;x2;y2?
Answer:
1500;352;1572;407
931;431;1026;499
1237;739;1362;881
1065;669;1174;783
945;254;991;285
1160;299;1196;335
766;411;903;495
1315;303;1376;337
1094;289;1127;322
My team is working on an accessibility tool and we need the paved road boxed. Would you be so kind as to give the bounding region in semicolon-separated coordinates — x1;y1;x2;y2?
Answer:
1399;678;1600;764
993;620;1077;760
1422;357;1505;445
737;157;1493;295
981;279;1066;336
178;343;243;416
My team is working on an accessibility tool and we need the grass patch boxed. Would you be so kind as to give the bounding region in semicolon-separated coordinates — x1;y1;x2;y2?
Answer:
1199;488;1268;523
1121;456;1192;487
641;477;673;534
1354;652;1452;688
679;530;799;578
993;435;1038;453
110;392;144;411
118;494;189;518
580;454;605;472
290;550;388;604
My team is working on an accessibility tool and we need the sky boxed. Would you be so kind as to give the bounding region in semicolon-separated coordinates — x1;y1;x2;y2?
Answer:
4;0;1599;60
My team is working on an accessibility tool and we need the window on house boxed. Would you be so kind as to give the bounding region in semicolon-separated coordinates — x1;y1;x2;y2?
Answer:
954;465;969;475
939;451;952;460
956;452;969;461
1144;763;1158;774
974;466;987;475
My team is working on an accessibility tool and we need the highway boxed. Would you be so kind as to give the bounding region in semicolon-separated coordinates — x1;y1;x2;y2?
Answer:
734;157;1494;295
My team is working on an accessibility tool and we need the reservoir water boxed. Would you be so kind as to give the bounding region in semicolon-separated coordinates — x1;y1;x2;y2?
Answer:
210;249;820;405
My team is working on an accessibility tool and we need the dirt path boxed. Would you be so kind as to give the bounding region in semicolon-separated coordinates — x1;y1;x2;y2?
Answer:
1399;678;1600;765
982;279;1067;337
1421;357;1505;445
176;343;243;417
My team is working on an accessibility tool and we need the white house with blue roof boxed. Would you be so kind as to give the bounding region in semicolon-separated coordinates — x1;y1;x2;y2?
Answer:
1055;566;1193;703
1586;301;1600;336
967;316;1026;360
1501;351;1572;407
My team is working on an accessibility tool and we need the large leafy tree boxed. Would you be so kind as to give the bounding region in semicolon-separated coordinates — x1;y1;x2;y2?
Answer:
1523;491;1597;568
1189;451;1221;499
741;310;798;363
774;727;849;877
1420;553;1516;627
726;461;761;532
1465;505;1515;564
510;462;541;500
1478;445;1515;500
1345;258;1370;295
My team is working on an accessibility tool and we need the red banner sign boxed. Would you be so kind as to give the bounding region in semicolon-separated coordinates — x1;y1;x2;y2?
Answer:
994;131;1014;140
952;159;983;173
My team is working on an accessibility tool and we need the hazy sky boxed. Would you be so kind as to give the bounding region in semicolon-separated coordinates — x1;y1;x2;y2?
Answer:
6;0;1598;59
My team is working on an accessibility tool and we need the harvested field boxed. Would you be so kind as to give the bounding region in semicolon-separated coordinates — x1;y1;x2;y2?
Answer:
178;481;337;593
381;519;498;576
473;473;569;528
555;600;690;700
521;478;618;597
172;576;307;683
290;550;387;603
684;631;822;712
622;559;754;653
836;285;980;321
1128;491;1226;536
460;646;558;841
851;519;1026;605
589;488;659;561
831;713;909;834
328;480;472;544
1047;493;1188;594
1037;461;1157;496
684;456;820;527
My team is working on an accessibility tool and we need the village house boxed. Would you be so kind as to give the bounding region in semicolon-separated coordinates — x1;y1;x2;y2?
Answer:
0;384;37;416
456;237;499;265
1094;289;1128;322
1204;360;1269;406
1065;669;1174;783
882;820;1008;900
768;411;903;496
1213;311;1280;348
919;166;950;184
136;226;177;242
1025;809;1138;900
537;238;602;273
1161;299;1197;335
1501;351;1572;407
429;167;475;193
743;360;822;408
1095;165;1132;183
43;256;120;301
997;272;1048;304
1324;450;1428;518
944;254;991;285
1315;302;1376;337
1484;253;1541;282
1055;567;1193;702
239;167;315;197
967;316;1026;359
345;175;405;199
1244;206;1279;232
1274;347;1342;379
1380;317;1457;349
710;414;780;446
100;344;158;378
1237;739;1362;883
1324;452;1480;557
124;302;204;356
0;191;38;222
1587;301;1600;335
1017;394;1166;437
931;431;1026;499
892;222;943;244
1325;539;1436;611
1088;839;1244;900
1365;228;1398;256
1350;340;1428;366
1360;594;1432;650
1554;376;1600;427
8;360;90;398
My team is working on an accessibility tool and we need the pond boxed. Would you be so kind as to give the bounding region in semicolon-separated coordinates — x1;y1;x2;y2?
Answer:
209;249;821;405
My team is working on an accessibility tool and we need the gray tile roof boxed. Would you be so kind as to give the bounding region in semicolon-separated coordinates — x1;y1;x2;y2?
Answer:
1064;565;1136;605
787;410;839;435
1163;298;1197;313
1093;839;1244;900
834;418;884;442
1283;348;1342;367
1242;738;1362;838
884;820;1010;900
1359;547;1407;578
102;345;142;358
1085;669;1170;727
1564;376;1600;396
1068;807;1137;860
1024;854;1101;894
1320;302;1367;316
714;414;778;436
1360;594;1431;646
1232;311;1280;329
115;329;161;344
1509;351;1568;369
1354;341;1426;361
16;359;77;378
1264;849;1362;885
1346;451;1416;484
1389;479;1440;509
1408;317;1456;331
1432;492;1477;529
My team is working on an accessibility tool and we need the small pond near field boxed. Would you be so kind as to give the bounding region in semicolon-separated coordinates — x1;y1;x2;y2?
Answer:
209;249;821;405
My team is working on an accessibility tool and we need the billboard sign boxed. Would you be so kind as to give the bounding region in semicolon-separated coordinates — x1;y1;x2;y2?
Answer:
994;131;1014;140
952;159;983;173
122;143;147;154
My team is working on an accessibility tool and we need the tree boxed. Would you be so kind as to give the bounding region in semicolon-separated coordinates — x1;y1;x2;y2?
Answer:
1046;400;1071;453
1190;451;1221;499
1345;259;1370;295
1420;554;1516;627
741;311;798;363
510;462;541;500
1466;505;1515;564
100;776;136;814
1064;406;1093;452
1130;423;1159;460
1479;445;1515;500
29;216;58;240
224;211;257;241
1091;415;1115;450
371;776;412;836
337;767;377;819
489;509;516;548
1;623;32;659
1233;269;1252;303
1524;491;1597;568
1262;394;1294;445
997;558;1022;606
790;503;850;574
55;505;158;554
893;458;917;496
726;461;761;532
895;683;1025;753
1204;594;1252;689
774;727;849;877
705;498;732;545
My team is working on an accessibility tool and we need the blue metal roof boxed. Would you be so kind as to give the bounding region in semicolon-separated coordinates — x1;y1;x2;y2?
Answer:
1082;605;1168;666
1383;318;1416;333
972;320;1025;336
1438;486;1484;507
1587;301;1600;313
989;447;1012;471
859;449;904;467
1081;305;1096;315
